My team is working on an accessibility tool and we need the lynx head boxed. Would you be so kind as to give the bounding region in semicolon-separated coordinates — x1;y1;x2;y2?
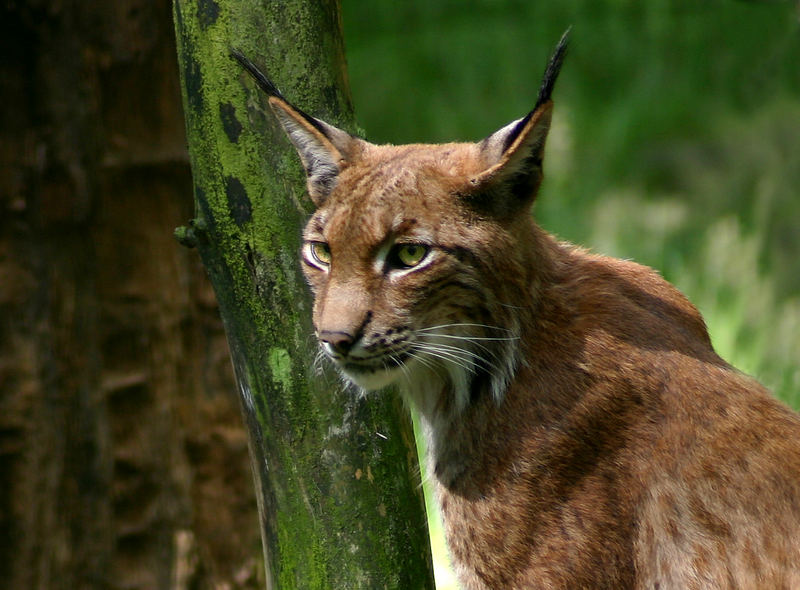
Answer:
233;32;568;416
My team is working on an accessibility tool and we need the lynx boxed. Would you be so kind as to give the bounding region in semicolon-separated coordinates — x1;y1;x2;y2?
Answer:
234;34;800;589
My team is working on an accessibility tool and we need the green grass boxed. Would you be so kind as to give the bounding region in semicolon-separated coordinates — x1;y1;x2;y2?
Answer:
341;1;800;586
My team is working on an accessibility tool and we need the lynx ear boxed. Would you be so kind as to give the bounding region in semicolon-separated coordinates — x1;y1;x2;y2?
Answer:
468;30;569;215
231;50;356;205
267;98;356;204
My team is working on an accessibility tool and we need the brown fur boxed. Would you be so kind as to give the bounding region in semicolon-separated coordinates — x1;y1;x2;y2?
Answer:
238;39;800;589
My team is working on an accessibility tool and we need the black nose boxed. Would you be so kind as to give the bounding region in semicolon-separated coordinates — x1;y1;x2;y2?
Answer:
319;331;355;357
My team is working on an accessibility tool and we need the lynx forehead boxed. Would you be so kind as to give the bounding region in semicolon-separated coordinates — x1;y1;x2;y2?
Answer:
307;144;486;245
235;30;800;590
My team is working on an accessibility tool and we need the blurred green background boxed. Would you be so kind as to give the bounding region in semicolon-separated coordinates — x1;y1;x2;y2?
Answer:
340;1;800;586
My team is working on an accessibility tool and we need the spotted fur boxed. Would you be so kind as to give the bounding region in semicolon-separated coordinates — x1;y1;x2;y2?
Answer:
237;32;800;589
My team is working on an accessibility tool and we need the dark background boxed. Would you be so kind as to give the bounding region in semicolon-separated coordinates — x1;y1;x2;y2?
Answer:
1;1;259;588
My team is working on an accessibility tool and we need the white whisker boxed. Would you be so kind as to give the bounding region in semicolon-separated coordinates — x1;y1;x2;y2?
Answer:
416;322;516;334
405;350;447;380
416;338;503;369
413;348;476;372
416;342;494;367
411;344;479;374
419;333;519;342
388;353;413;386
499;302;526;310
412;340;477;356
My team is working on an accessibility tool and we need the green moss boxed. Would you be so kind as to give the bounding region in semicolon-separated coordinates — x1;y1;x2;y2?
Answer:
173;225;197;248
269;347;293;392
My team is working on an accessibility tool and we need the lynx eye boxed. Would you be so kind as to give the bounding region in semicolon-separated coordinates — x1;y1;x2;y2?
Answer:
306;241;331;267
390;244;429;269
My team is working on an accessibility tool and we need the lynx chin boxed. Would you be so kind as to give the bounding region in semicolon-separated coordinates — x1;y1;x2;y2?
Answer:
234;31;800;590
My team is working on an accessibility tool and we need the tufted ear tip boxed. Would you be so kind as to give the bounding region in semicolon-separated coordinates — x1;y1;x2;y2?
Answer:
534;27;570;111
231;49;285;100
464;31;568;216
232;50;359;205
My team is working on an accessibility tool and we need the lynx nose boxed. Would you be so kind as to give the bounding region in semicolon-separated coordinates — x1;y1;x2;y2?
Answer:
319;331;355;357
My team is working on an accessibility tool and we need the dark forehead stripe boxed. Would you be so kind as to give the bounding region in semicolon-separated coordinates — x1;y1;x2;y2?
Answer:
392;218;418;233
439;244;488;269
306;211;328;236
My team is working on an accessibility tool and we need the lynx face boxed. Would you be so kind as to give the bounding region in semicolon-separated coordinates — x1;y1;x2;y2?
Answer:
299;144;524;408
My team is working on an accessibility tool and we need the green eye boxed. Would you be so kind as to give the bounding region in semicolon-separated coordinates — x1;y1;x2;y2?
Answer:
308;241;331;266
393;244;429;268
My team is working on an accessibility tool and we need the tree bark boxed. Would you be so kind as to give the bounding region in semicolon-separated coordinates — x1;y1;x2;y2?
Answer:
172;1;435;588
1;1;262;588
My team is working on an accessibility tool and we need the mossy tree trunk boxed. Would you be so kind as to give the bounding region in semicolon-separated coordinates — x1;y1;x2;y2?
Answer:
172;1;436;588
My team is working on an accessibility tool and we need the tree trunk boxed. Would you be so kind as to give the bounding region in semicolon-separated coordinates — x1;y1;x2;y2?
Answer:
172;1;435;588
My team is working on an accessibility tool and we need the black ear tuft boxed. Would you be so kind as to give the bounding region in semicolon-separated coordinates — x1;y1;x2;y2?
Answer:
230;49;342;143
480;28;571;164
230;49;285;100
468;29;571;217
231;49;360;205
534;27;570;111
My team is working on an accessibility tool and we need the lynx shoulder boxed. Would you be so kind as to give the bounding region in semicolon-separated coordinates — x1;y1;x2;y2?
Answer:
235;32;800;589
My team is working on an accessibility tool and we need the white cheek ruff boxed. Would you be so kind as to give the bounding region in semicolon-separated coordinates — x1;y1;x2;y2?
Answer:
342;364;404;391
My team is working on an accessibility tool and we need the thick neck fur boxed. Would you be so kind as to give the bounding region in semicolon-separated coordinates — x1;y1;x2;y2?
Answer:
404;223;800;589
409;221;717;490
398;218;554;484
